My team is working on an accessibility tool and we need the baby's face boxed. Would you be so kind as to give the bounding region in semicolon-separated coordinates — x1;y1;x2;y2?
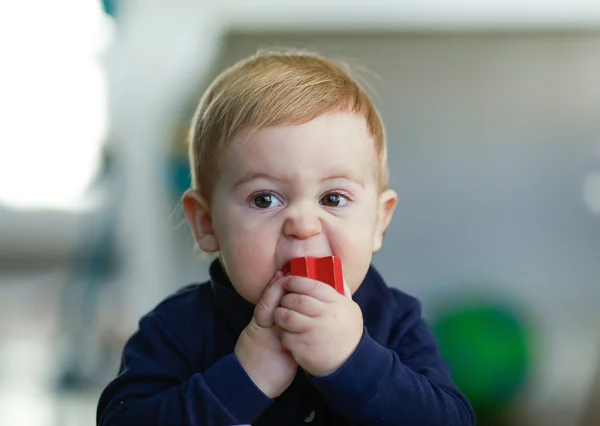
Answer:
209;113;394;304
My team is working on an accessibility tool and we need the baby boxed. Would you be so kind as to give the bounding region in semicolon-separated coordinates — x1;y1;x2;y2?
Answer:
97;50;474;426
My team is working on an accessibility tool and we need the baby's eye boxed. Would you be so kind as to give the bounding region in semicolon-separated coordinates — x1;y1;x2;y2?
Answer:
320;192;349;207
251;193;283;209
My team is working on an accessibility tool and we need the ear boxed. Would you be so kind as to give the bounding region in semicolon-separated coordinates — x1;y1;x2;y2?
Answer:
182;189;219;253
372;189;398;252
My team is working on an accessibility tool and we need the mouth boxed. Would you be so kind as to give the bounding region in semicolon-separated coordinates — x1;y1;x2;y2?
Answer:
280;254;330;273
281;255;338;275
280;257;300;275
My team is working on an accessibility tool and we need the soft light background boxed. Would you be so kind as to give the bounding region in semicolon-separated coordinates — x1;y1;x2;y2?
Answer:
1;1;599;425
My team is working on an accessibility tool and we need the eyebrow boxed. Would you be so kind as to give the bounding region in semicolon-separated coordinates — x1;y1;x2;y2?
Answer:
233;172;282;188
233;171;365;189
320;174;365;188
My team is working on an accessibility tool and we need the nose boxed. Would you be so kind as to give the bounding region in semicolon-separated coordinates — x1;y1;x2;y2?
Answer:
283;203;322;240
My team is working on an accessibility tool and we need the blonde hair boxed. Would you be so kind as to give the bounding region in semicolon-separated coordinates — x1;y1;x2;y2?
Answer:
188;49;388;201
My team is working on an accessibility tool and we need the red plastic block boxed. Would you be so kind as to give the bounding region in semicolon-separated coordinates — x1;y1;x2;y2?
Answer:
282;256;344;295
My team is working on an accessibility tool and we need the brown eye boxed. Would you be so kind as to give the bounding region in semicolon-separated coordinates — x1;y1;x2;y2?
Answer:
320;193;348;207
252;193;282;209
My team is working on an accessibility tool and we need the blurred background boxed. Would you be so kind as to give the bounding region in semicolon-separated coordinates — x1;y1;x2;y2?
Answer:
1;0;600;425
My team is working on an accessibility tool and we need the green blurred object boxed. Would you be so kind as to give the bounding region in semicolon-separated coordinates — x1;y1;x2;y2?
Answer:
432;303;531;412
101;0;117;18
170;158;191;199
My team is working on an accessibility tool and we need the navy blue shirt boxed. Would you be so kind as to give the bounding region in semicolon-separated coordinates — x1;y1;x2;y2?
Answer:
97;260;474;425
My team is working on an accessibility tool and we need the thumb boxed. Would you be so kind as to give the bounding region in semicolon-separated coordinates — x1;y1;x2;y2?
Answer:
343;278;352;299
254;271;286;328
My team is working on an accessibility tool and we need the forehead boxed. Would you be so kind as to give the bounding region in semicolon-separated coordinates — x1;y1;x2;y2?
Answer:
219;113;378;185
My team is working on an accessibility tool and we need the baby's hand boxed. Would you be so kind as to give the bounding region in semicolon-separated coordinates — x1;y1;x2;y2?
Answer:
235;272;298;398
274;276;363;377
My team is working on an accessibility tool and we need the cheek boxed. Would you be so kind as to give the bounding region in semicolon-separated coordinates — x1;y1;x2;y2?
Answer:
335;237;374;293
221;250;272;304
327;211;378;292
213;207;279;304
220;236;277;304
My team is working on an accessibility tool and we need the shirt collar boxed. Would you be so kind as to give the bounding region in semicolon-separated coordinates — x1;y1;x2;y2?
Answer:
209;259;255;338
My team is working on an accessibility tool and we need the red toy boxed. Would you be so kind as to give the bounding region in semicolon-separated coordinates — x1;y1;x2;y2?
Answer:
282;256;344;295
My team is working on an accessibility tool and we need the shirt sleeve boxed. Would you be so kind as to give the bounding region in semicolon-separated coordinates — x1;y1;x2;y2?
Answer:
309;294;475;426
96;312;272;426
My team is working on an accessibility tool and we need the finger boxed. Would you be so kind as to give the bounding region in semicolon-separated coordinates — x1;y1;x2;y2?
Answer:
254;271;286;328
343;279;352;299
274;307;313;333
284;276;338;303
280;330;302;351
268;270;282;287
280;292;325;317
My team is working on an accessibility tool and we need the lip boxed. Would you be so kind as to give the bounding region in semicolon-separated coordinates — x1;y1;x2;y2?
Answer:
279;256;304;272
